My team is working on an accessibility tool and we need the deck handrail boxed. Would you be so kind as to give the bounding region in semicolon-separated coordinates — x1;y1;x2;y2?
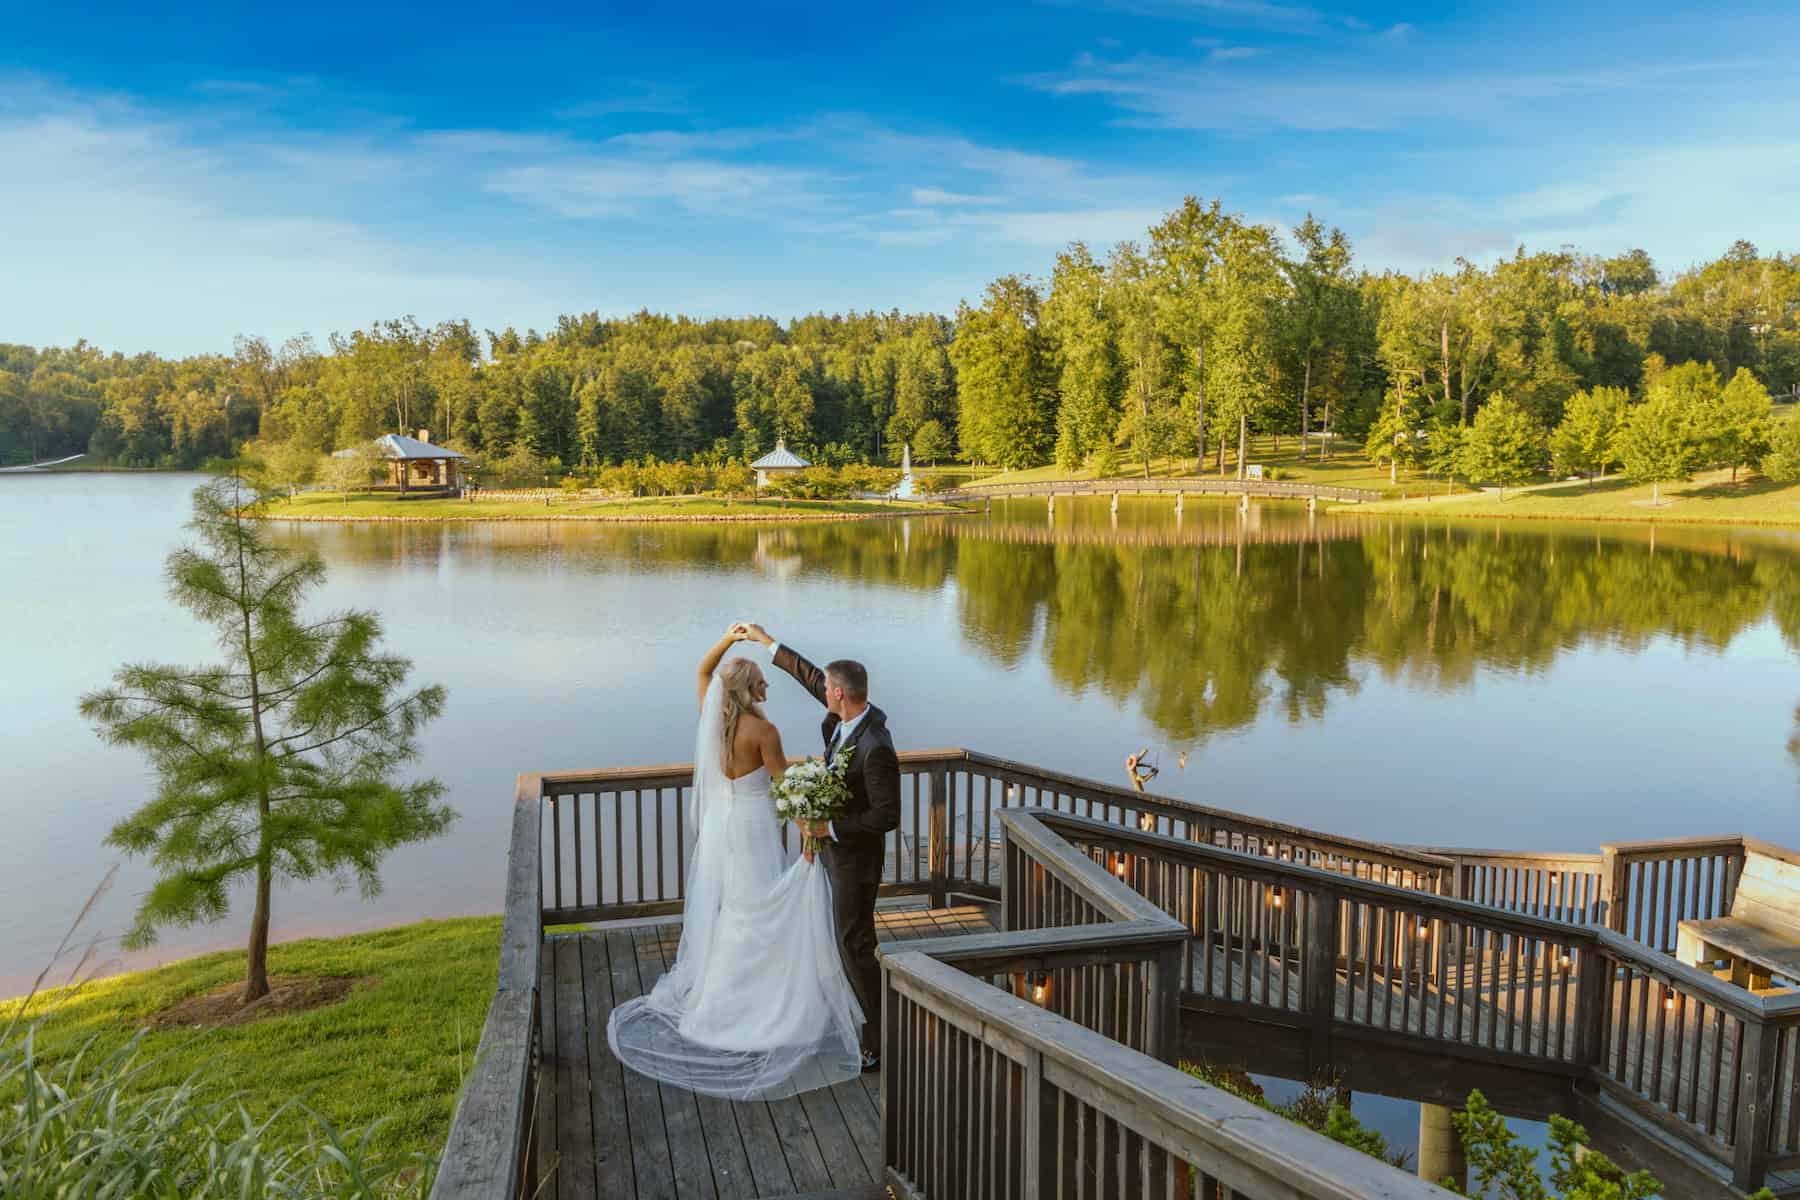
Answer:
1042;810;1800;1188
435;755;1800;1197
430;774;544;1200
882;951;1454;1200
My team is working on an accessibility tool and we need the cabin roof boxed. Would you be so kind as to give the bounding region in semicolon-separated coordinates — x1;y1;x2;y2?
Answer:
749;439;809;470
334;434;466;460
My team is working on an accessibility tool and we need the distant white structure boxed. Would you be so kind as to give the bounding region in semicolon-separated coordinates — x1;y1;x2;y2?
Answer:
893;443;918;500
750;438;810;489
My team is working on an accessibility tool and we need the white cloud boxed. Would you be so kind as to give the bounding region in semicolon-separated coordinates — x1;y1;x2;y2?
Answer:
485;158;829;220
911;186;1006;206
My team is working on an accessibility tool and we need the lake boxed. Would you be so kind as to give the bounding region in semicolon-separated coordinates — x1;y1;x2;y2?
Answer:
3;472;1798;997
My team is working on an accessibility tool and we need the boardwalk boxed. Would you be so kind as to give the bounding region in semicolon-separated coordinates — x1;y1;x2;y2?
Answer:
431;756;1800;1200
540;902;994;1200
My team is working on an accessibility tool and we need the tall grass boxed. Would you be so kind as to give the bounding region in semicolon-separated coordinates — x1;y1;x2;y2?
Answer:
2;874;438;1198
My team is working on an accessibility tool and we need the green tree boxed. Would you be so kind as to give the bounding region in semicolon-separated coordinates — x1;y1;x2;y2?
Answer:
1705;367;1773;480
1613;385;1698;505
322;442;382;497
1043;243;1121;471
1763;413;1800;482
950;276;1056;468
1458;392;1544;497
1550;386;1628;480
911;418;952;466
1450;1091;1661;1199
1280;215;1358;448
80;475;452;1003
1109;243;1180;477
1364;374;1421;484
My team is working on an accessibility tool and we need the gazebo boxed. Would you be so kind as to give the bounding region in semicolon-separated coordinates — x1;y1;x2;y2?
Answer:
336;430;466;496
750;437;809;489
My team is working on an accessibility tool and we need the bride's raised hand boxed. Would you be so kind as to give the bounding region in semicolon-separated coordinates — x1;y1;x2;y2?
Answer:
726;621;749;642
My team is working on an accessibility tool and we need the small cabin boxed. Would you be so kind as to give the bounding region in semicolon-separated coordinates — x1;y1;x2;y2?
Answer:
749;438;809;489
337;430;465;496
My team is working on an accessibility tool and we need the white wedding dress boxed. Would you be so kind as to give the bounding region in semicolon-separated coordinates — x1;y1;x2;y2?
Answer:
605;677;865;1100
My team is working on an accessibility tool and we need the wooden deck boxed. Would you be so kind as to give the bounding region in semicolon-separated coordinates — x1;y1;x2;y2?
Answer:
540;902;994;1200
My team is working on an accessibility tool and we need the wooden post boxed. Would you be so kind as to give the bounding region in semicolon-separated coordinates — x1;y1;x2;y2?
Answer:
1150;941;1183;1064
1417;1103;1467;1190
881;963;899;1174
1731;1017;1780;1190
1174;491;1183;515
1598;845;1628;932
1022;1043;1046;1200
1304;890;1338;1073
1572;943;1608;1068
1110;491;1119;514
928;766;951;909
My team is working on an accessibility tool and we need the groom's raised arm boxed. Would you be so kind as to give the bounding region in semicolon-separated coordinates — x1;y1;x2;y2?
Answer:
748;627;829;707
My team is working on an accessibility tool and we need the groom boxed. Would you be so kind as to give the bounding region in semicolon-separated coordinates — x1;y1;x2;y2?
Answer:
738;621;899;1071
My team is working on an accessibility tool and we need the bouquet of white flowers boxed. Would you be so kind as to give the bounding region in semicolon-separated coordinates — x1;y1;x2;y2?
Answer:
772;746;854;855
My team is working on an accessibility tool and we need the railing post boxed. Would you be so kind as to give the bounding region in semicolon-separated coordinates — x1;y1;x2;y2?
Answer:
1597;845;1627;932
1022;1042;1049;1200
927;764;951;909
880;961;899;1178
1572;940;1609;1069
1304;888;1338;1073
1731;1017;1780;1190
1149;941;1183;1064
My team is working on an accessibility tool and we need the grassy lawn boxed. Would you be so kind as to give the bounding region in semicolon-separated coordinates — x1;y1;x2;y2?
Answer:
5;917;499;1161
262;492;956;520
960;436;1447;498
1339;469;1800;525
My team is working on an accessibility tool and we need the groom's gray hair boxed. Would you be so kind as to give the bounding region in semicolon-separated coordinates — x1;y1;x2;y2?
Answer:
825;659;868;702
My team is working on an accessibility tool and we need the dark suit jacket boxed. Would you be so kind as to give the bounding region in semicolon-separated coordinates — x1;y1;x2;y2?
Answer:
771;644;901;862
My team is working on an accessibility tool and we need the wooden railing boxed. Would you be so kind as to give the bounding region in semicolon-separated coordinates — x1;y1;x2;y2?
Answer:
434;755;1800;1197
880;807;1452;1200
1424;847;1607;926
939;476;1384;503
1601;836;1747;953
1045;812;1800;1190
881;954;1452;1200
430;776;544;1200
533;750;1459;926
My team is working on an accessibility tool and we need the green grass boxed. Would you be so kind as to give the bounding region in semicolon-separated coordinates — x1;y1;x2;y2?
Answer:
262;492;957;520
4;917;499;1161
1340;469;1800;526
963;436;1444;498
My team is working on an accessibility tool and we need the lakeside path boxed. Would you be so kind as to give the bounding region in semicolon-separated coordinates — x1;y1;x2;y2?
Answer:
258;494;967;523
1332;470;1800;528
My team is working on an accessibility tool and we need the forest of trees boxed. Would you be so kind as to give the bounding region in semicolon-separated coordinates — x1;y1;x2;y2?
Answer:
4;197;1797;481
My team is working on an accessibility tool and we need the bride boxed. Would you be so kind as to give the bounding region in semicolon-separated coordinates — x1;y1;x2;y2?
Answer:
605;626;866;1100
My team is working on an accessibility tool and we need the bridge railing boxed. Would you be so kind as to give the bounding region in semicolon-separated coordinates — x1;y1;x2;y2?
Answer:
942;476;1384;503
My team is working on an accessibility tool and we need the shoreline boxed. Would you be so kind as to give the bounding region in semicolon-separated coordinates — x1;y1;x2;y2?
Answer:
1333;504;1800;529
257;503;968;525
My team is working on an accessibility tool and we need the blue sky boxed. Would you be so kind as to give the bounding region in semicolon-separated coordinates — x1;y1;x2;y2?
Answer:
4;1;1798;356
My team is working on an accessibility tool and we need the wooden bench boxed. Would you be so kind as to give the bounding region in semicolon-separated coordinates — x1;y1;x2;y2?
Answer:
1676;842;1800;991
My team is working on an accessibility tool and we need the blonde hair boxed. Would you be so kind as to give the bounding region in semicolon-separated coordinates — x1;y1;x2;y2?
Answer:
717;658;765;768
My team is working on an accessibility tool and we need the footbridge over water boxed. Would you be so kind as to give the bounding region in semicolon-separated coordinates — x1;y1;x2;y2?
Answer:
938;476;1385;509
432;751;1800;1200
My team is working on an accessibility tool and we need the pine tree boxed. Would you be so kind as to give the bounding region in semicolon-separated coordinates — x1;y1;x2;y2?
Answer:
81;474;452;1003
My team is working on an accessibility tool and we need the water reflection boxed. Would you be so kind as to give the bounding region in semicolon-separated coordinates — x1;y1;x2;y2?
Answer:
287;502;1800;748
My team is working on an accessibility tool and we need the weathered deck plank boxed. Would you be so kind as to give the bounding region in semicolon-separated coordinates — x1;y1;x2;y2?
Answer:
548;902;996;1200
